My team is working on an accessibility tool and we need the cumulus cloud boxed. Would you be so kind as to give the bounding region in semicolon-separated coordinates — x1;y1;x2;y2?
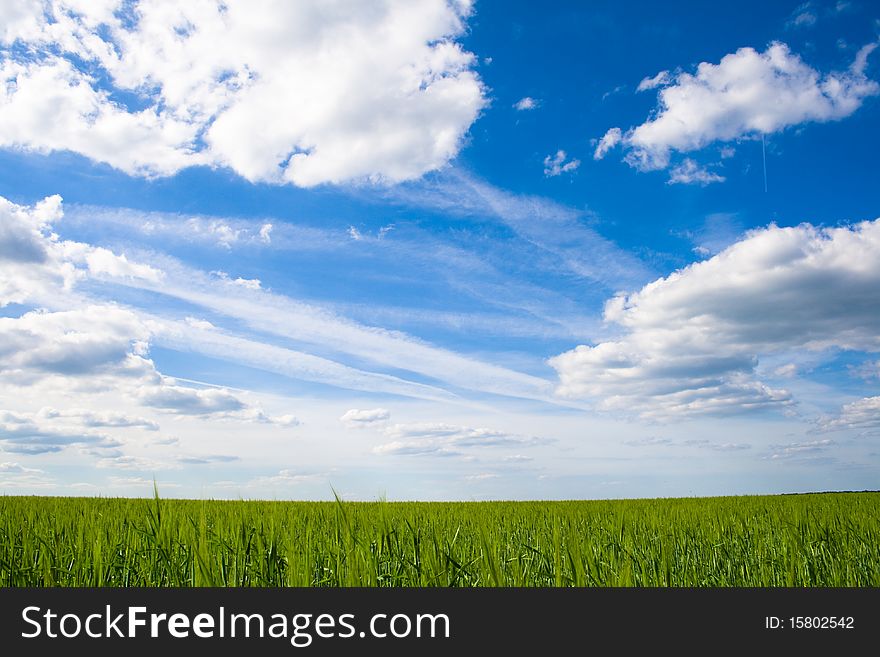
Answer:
543;150;580;177
0;409;121;454
134;383;247;415
0;0;486;186
0;194;298;429
0;194;72;306
819;396;880;431
667;158;725;186
513;96;539;111
83;248;164;283
132;379;297;425
550;218;880;418
0;305;150;379
0;194;164;307
0;306;292;426
595;42;878;172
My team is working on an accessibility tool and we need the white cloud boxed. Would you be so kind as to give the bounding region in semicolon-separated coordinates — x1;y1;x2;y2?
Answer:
0;195;301;429
2;193;557;412
37;407;159;431
543;150;580;177
155;315;458;402
550;218;880;418
0;409;121;454
820;396;880;431
95;454;179;471
373;421;545;456
624;437;751;451
83;247;164;283
0;194;74;306
852;42;878;77
464;472;499;481
0;462;43;473
0;194;166;308
138;257;556;403
108;476;179;489
0;462;56;488
596;42;879;172
593;127;621;160
513;96;539;111
233;277;261;290
0;307;292;428
187;220;242;249
184;316;215;330
786;2;818;30
0;0;486;186
601;85;625;100
69;206;315;251
0;305;149;379
667;158;725;186
132;377;297;425
636;70;670;92
250;470;327;487
134;383;247;415
340;408;391;427
773;364;798;378
766;439;834;460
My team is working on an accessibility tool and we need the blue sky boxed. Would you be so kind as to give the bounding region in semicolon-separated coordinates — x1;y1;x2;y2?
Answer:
1;0;879;500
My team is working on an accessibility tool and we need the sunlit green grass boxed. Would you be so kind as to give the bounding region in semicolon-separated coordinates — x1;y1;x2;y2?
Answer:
1;492;877;586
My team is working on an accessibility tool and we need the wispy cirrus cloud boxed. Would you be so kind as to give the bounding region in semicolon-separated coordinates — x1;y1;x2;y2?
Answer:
384;170;653;292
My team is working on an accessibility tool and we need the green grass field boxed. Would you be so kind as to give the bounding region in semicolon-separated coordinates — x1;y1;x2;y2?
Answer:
1;492;877;587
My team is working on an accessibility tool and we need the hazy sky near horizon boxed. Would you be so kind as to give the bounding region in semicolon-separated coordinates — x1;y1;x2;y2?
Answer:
1;0;879;500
